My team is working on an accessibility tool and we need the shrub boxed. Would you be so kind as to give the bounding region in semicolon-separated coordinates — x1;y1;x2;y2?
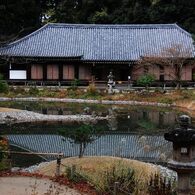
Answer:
13;87;26;94
0;137;10;171
148;173;176;195
102;163;135;194
181;90;195;100
68;79;80;90
65;165;87;183
67;89;82;98
0;81;8;93
86;84;98;96
137;74;156;90
28;87;40;96
65;161;136;194
56;89;68;98
0;73;8;93
158;97;173;104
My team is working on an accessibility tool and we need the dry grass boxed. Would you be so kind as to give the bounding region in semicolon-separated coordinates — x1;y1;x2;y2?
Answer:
37;156;158;192
0;107;20;112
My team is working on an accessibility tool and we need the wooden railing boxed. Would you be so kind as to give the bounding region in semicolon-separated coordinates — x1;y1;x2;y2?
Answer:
5;79;195;88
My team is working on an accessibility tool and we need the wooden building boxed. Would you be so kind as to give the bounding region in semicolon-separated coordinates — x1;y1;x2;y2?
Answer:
0;23;194;85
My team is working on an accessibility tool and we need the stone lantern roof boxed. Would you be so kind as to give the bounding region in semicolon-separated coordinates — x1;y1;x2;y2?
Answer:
164;115;195;145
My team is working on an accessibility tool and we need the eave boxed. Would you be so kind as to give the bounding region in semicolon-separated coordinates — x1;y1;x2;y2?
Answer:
0;55;136;65
0;55;83;64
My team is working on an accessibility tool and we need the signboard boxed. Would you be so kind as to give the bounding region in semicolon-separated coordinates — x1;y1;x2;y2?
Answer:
9;70;27;80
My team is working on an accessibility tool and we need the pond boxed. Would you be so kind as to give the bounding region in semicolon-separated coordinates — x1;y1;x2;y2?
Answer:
0;101;194;168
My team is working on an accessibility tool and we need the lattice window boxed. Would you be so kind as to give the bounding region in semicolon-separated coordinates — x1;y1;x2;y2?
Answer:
31;65;43;79
47;65;59;80
63;65;75;79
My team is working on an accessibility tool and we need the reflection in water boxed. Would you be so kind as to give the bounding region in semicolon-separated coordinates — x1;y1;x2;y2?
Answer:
108;107;118;130
0;102;193;167
7;134;171;163
59;124;104;158
9;145;45;167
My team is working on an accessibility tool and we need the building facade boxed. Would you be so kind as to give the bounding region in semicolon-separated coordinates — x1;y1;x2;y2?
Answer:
0;23;194;85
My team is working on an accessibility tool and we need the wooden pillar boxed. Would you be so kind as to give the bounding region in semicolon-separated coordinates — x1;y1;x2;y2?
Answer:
91;63;95;83
59;64;63;81
8;62;11;80
43;64;47;81
75;64;79;79
27;64;31;80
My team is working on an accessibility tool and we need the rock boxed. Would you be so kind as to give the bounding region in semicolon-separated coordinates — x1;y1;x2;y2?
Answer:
11;167;21;172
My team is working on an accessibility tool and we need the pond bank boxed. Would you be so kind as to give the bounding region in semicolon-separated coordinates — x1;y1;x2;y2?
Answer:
0;97;173;107
0;97;194;123
0;109;107;124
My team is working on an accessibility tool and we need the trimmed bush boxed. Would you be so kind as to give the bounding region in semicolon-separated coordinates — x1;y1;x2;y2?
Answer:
0;81;8;93
137;74;156;90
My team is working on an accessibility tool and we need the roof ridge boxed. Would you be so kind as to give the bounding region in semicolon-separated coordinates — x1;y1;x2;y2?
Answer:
47;23;178;29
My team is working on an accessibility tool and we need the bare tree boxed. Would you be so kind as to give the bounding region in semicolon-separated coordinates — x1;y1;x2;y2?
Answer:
134;44;195;89
0;27;35;47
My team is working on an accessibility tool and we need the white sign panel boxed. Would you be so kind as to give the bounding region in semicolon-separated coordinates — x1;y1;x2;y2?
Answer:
9;70;27;80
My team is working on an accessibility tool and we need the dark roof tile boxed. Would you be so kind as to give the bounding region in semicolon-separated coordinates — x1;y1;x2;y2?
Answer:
0;23;194;61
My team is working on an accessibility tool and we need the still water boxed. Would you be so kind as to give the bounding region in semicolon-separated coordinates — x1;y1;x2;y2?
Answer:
0;101;193;167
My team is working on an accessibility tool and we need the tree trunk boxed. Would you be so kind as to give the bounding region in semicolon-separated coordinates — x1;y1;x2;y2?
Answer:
79;143;87;158
79;143;83;158
176;82;181;90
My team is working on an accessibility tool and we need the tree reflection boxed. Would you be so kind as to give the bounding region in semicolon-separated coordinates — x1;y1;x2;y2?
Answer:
59;124;104;158
136;111;159;131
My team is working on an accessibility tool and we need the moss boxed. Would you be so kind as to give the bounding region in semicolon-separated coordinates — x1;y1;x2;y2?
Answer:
157;97;173;104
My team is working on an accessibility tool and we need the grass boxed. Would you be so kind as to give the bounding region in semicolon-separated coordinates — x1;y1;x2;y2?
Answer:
36;156;158;194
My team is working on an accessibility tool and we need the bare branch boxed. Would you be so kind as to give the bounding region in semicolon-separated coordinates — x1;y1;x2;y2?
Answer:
136;44;195;89
0;27;35;46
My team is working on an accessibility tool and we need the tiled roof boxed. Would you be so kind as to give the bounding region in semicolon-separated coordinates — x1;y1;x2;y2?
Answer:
0;23;194;61
8;134;171;162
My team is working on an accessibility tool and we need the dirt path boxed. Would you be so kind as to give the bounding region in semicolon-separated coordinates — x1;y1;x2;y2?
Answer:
0;107;20;112
0;176;83;195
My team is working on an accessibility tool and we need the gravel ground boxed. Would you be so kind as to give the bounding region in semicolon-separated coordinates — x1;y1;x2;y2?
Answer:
0;109;107;124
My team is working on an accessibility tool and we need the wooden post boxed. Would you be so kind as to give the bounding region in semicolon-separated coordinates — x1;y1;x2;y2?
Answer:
6;150;12;170
114;182;120;195
55;154;62;177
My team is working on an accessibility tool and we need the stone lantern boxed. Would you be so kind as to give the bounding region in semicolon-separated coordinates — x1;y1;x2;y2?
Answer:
107;71;115;94
164;115;195;195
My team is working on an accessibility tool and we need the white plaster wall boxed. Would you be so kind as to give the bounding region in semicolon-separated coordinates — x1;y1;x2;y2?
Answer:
9;70;27;79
